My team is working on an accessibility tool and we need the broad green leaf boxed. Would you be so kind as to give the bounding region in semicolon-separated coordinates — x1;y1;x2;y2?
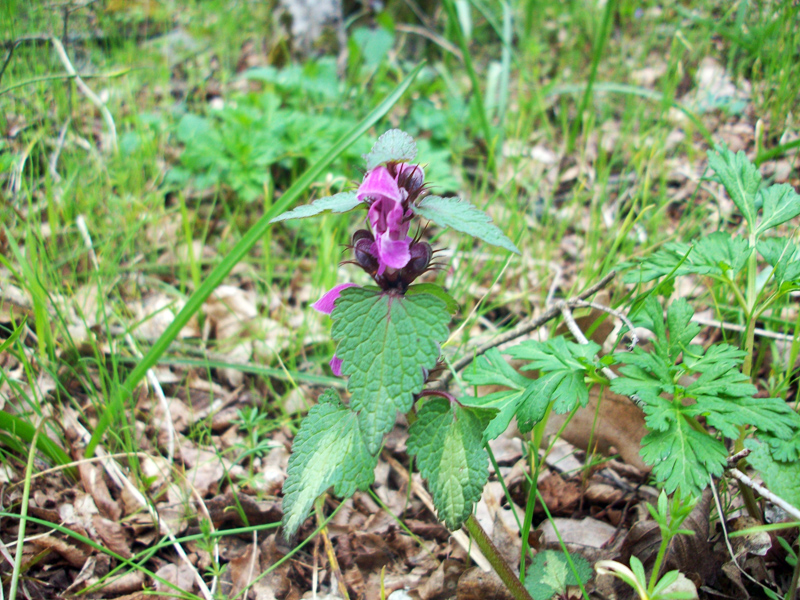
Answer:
407;397;489;529
412;195;520;254
406;283;459;314
525;550;593;600
756;184;800;235
745;439;800;510
331;288;450;453
270;191;361;223
640;414;727;497
281;390;378;535
707;147;760;229
363;128;417;170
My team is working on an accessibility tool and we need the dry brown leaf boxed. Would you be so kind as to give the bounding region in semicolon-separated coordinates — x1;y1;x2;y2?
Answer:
537;473;580;515
154;563;197;597
31;535;89;568
456;567;515;600
79;462;121;521
538;517;617;549
95;569;146;595
226;543;261;599
92;514;132;559
416;559;464;600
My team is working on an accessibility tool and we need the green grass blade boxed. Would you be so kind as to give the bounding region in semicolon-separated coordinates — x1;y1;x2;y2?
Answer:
85;62;426;458
0;411;74;475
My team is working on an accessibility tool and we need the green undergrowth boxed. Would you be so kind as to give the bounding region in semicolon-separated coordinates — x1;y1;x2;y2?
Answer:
1;0;800;598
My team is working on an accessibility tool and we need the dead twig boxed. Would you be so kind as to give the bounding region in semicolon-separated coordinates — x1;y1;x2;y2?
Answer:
434;271;617;389
728;468;800;522
48;35;117;152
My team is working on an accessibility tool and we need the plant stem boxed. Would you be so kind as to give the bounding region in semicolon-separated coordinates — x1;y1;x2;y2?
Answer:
735;231;763;522
9;418;43;600
464;514;534;600
788;544;800;600
647;532;670;595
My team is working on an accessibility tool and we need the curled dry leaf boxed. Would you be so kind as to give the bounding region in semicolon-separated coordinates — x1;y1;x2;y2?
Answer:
31;535;89;568
79;462;121;521
92;514;132;559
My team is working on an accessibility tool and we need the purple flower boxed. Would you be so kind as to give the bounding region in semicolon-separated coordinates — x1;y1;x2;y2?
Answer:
357;164;425;275
312;283;359;377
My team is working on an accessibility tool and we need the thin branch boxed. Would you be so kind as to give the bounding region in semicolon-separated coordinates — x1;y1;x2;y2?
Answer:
728;467;800;521
48;35;117;152
558;303;644;408
571;298;638;348
434;271;616;389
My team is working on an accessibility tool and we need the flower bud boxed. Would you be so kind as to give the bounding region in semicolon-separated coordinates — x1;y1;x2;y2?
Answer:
354;237;379;274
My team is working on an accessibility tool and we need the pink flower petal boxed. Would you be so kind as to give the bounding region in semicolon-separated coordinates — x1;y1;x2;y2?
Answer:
357;166;402;204
329;356;343;376
311;283;360;315
374;235;412;274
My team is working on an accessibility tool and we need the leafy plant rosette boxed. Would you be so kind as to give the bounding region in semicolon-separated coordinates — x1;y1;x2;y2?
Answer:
272;129;520;535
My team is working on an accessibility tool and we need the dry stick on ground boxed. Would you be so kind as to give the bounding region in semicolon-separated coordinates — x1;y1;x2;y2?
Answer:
314;496;350;600
48;35;117;152
728;468;800;522
433;270;617;390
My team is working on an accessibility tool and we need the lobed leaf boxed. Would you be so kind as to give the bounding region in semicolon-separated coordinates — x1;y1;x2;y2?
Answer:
756;183;800;236
524;550;593;600
640;414;727;497
270;191;362;223
757;237;800;286
707;146;760;229
281;390;378;536
407;397;490;530
363;128;417;170
331;288;450;453
412;195;520;254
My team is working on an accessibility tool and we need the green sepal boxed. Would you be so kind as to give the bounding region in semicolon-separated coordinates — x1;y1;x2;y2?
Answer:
281;390;378;536
331;287;450;453
407;397;491;530
270;191;362;223
411;195;520;254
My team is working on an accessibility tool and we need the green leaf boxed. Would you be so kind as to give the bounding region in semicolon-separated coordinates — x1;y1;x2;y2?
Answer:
406;283;459;314
707;146;761;229
461;348;533;442
757;237;800;286
760;430;800;462
270;191;361;223
412;195;520;254
363;128;417;170
524;550;593;600
697;395;800;442
640;414;727;497
745;439;800;510
281;390;379;535
407;397;490;530
756;183;800;235
623;233;752;283
507;337;598;432
331;288;450;453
